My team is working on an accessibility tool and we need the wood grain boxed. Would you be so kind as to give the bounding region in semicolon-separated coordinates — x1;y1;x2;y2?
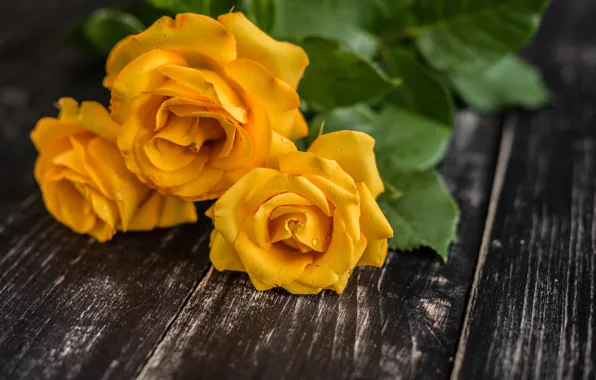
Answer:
453;0;596;378
132;112;500;380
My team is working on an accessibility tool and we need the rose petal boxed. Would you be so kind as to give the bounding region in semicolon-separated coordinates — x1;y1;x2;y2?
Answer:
283;282;322;295
308;130;385;198
244;173;332;217
157;195;198;227
296;213;355;288
58;99;120;143
105;13;236;88
110;50;187;125
127;191;162;230
235;220;313;287
210;230;245;272
213;167;279;244
225;59;304;140
356;238;388;267
218;12;308;89
268;131;297;169
251;193;313;248
357;182;394;239
173;165;225;200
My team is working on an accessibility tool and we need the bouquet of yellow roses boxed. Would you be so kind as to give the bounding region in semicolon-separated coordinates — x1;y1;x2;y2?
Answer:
32;0;550;294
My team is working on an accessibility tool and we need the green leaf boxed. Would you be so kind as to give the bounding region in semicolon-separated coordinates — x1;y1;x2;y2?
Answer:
271;0;384;59
315;104;451;172
312;104;376;134
408;0;549;73
242;0;275;34
379;170;459;260
82;9;145;55
298;37;399;111
383;49;454;125
377;181;403;202
450;55;550;112
373;106;451;174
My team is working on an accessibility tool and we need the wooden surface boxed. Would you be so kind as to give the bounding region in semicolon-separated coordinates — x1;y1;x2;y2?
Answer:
0;0;594;379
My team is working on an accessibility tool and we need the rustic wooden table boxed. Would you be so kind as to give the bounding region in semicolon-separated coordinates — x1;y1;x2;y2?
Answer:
0;0;594;379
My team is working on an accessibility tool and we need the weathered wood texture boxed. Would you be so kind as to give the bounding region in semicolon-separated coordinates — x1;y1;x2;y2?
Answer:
453;0;596;378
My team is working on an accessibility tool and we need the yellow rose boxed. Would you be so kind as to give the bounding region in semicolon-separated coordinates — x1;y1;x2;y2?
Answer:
207;131;393;294
104;12;309;201
31;98;198;242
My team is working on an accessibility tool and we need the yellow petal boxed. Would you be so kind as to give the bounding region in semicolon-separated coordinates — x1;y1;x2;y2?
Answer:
287;110;309;141
213;167;279;243
110;50;187;125
120;99;211;189
157;195;198;227
127;191;161;231
251;193;313;248
292;206;331;252
58;99;120;143
283;282;322;295
249;277;275;291
158;64;219;102
235;220;313;287
88;220;116;242
201;69;248;124
279;151;358;194
54;181;95;233
357;182;393;239
357;238;388;267
88;188;119;228
296;213;354;288
173;166;225;201
268;131;297;169
210;230;245;272
244;173;332;217
205;203;216;220
87;137;150;229
225;59;302;139
236;94;272;168
279;151;361;241
308;130;385;198
30;118;84;153
105;13;236;88
218;12;308;89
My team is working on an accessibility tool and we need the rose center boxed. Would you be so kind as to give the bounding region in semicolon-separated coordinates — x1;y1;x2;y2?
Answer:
267;206;332;253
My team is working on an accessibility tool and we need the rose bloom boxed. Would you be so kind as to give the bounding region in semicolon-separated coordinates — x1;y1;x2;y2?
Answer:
104;12;309;201
31;98;197;242
207;131;394;294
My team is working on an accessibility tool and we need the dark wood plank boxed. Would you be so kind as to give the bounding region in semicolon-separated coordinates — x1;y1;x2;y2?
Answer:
131;112;501;380
0;197;211;379
452;0;596;378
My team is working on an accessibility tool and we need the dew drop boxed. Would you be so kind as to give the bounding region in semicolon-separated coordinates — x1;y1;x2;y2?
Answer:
311;238;318;246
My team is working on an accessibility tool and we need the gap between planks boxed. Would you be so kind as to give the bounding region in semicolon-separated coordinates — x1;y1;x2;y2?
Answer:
450;117;516;379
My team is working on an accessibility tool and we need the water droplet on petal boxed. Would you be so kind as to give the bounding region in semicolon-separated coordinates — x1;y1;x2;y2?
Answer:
282;137;290;143
311;238;318;246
